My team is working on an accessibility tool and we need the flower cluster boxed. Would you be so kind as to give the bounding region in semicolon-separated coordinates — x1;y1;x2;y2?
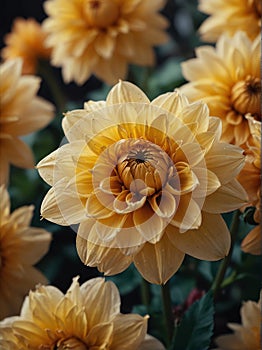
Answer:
0;277;164;349
43;0;169;85
0;0;260;348
37;80;247;284
198;0;261;42
1;18;51;75
181;31;261;146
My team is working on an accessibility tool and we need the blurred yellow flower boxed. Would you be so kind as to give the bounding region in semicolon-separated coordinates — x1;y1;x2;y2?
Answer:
0;59;54;184
37;81;247;284
215;292;261;350
0;277;165;349
198;0;261;42
1;18;51;75
0;186;51;320
238;116;261;255
181;31;261;146
43;0;169;85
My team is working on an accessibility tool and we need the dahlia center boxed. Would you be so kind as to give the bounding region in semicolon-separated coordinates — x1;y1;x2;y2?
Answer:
116;139;170;194
84;0;120;28
231;76;261;116
56;337;88;349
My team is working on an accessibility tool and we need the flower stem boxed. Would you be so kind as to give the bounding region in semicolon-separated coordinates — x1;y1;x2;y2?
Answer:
211;210;240;298
141;278;151;311
37;59;66;113
161;281;173;347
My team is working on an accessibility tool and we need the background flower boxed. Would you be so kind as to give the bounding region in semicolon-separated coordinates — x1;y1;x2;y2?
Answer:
181;31;261;146
0;277;165;349
0;58;54;184
238;116;261;255
1;18;51;75
0;186;51;320
215;292;261;350
37;81;247;284
198;0;261;42
43;0;169;85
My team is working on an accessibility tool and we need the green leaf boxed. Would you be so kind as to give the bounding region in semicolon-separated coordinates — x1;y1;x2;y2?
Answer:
170;291;214;350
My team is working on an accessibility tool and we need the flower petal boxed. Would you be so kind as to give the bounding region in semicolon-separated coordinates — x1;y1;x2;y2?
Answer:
133;203;165;243
205;143;245;184
134;233;185;284
76;232;132;275
203;179;248;213
106;80;150;105
241;225;261;256
167;212;231;260
170;194;202;232
111;314;148;349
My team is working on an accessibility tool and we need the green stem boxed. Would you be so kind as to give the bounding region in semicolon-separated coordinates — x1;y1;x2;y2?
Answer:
37;59;66;113
211;210;240;298
141;278;151;311
161;281;173;347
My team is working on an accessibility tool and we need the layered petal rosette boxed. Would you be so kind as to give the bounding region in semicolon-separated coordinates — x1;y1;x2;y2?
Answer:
0;277;164;349
43;0;169;85
181;31;261;146
1;18;51;75
198;0;261;42
37;81;247;284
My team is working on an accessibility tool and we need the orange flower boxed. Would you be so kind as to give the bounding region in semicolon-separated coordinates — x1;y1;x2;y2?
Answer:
0;277;165;349
37;81;247;284
1;18;51;75
43;0;169;85
181;31;261;146
238;116;261;255
215;292;261;350
198;0;261;42
0;59;54;184
0;186;51;320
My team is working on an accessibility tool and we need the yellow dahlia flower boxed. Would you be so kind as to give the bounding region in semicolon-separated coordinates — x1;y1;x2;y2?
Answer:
238;116;261;255
215;292;261;350
181;31;261;146
0;58;54;184
43;0;169;85
0;277;165;349
0;186;51;320
198;0;261;42
37;81;247;284
1;18;51;75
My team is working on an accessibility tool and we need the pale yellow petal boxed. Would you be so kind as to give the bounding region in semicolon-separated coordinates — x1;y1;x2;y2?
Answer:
138;334;165;350
241;299;261;328
203;179;248;213
205;143;245;184
87;322;114;347
4;137;34;169
41;179;86;226
241;226;262;256
76;233;132;275
170;195;202;232
167;212;230;260
133;203;165;243
134;233;185;284
106;80;150;105
111;314;148;350
151;90;188;115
